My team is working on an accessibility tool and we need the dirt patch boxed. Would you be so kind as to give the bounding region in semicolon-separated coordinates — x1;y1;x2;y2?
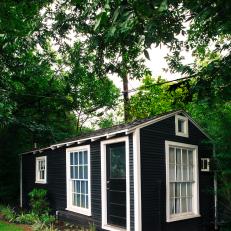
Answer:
18;224;32;231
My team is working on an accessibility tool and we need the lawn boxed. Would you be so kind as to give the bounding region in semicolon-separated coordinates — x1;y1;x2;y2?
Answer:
0;221;25;231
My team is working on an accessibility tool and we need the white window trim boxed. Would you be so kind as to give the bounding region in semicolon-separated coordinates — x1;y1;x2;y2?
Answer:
201;158;210;172
165;141;200;222
175;115;189;137
35;156;47;184
66;145;91;216
101;136;130;231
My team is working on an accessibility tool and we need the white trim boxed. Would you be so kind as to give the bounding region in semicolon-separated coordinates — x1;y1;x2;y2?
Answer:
35;156;47;184
20;110;212;156
213;144;218;230
20;155;22;207
66;145;91;216
175;115;189;137
201;158;210;172
133;129;142;231
165;141;200;222
101;136;130;231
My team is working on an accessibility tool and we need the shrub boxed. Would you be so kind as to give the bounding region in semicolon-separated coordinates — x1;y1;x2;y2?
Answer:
32;220;58;231
39;213;55;225
15;212;39;225
89;223;96;231
28;188;50;215
0;205;16;222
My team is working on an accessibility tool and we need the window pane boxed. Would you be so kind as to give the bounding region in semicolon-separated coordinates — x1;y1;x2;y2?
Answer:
170;198;175;214
175;198;180;213
189;165;193;181
170;183;175;198
183;165;188;181
181;198;187;213
86;195;89;209
74;152;78;165
110;145;126;178
176;149;181;164
169;148;175;164
86;181;88;194
72;180;75;193
77;194;80;207
188;150;193;165
178;119;184;133
77;181;80;194
169;164;175;182
187;183;192;196
79;151;83;165
72;193;76;206
81;181;85;194
176;183;180;197
70;152;74;165
79;166;83;179
81;194;85;208
176;164;181;181
188;197;192;212
84;151;88;164
70;166;74;179
84;166;88;179
181;183;186;197
182;149;187;164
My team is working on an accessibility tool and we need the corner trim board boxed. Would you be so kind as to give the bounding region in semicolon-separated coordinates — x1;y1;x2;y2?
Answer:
133;129;142;231
20;155;22;207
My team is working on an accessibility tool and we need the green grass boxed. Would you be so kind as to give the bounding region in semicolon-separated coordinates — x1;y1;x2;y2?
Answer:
0;221;24;231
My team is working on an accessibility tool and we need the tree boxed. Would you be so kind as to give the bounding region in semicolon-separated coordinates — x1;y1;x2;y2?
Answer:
128;75;189;120
0;0;120;202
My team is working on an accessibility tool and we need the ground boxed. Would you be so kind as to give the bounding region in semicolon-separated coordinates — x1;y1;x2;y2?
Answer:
0;220;31;231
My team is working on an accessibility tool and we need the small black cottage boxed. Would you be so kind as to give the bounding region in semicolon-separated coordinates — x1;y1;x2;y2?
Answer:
20;110;216;231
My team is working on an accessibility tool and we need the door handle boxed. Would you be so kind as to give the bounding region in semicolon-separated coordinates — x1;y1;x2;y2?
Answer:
107;181;110;184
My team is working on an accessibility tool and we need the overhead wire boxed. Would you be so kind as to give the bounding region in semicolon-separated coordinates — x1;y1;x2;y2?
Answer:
0;76;195;99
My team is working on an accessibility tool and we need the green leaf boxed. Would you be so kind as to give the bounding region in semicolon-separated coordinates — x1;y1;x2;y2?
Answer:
159;0;168;12
112;7;120;23
144;49;150;60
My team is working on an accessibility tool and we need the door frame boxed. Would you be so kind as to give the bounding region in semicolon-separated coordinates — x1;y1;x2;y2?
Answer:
101;136;130;231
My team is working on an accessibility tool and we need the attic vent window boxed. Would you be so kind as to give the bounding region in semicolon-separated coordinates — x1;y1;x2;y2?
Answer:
175;115;189;137
201;158;210;172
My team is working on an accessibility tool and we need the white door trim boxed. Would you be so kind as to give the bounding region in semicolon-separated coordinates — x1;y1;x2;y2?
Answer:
101;136;130;231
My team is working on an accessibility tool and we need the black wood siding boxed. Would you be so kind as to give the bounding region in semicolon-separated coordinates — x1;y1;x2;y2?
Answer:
22;147;66;210
140;116;214;231
21;134;134;230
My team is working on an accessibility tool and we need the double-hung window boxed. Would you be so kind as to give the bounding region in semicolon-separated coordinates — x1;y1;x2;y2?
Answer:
66;145;91;216
35;156;47;184
165;141;199;222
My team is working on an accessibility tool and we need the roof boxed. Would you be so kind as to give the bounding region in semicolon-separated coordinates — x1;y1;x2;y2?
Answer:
20;109;211;155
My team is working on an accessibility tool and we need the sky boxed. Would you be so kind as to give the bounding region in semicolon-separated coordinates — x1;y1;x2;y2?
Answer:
111;43;194;91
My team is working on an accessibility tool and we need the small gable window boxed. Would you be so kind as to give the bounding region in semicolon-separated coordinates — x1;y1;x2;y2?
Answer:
201;158;210;172
175;115;189;137
35;156;47;184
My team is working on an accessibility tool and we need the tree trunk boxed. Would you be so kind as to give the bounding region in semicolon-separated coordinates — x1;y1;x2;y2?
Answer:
123;75;129;122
